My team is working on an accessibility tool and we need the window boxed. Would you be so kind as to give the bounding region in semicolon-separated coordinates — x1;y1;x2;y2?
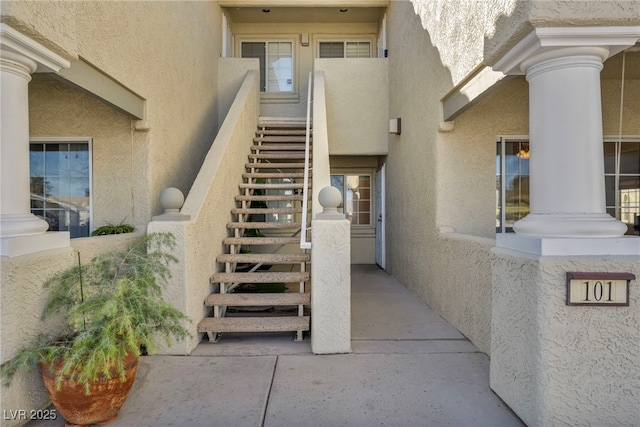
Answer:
241;41;293;92
496;137;640;234
331;174;371;225
604;140;640;232
319;41;371;58
496;138;530;233
30;139;92;238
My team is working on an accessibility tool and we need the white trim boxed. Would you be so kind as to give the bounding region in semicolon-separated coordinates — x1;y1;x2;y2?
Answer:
56;60;146;120
29;137;94;237
493;26;640;75
0;23;70;72
441;66;509;121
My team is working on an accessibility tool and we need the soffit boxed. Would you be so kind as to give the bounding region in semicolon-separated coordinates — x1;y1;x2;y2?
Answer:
225;7;385;24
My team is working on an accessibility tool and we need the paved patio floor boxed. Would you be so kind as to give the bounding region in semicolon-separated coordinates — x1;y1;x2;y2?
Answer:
28;264;524;427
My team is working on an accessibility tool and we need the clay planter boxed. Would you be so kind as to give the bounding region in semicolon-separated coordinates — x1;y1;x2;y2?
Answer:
39;353;138;427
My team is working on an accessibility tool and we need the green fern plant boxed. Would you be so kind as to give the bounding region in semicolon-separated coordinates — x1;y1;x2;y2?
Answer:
0;232;190;394
91;220;135;236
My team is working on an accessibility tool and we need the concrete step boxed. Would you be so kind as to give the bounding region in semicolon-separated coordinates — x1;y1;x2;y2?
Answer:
253;136;309;144
256;129;310;136
197;316;310;333
251;144;308;151
249;153;308;160
239;183;308;190
211;271;309;284
258;120;307;129
204;292;310;307
235;194;304;202
217;253;309;264
232;207;302;215
227;221;301;229
223;237;300;245
243;172;306;179
245;162;306;169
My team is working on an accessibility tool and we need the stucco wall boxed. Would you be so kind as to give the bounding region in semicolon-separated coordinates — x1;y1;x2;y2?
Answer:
0;234;141;427
4;0;224;222
315;59;389;155
491;250;640;425
29;75;147;231
230;22;379;118
149;70;261;353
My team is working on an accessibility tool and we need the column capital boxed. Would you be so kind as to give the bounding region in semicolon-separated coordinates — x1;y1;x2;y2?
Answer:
0;23;70;73
493;26;640;75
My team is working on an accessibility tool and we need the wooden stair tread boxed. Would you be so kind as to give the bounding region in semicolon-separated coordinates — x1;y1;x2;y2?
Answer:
227;221;301;229
204;292;310;306
197;316;310;333
217;253;309;263
211;271;309;283
223;237;301;245
251;144;307;151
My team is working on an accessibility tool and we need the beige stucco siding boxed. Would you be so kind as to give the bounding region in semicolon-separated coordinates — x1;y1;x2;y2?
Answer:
5;0;224;222
29;76;148;230
230;22;379;118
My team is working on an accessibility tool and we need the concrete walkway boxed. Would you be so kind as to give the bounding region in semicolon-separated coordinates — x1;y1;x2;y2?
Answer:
29;265;524;427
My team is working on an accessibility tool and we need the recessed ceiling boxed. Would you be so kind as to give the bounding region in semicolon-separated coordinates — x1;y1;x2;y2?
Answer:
225;7;385;24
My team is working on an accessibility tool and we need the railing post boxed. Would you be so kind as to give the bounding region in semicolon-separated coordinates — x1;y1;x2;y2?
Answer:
311;186;351;354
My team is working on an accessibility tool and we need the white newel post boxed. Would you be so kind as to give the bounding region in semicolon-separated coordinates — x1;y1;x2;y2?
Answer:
311;186;351;354
514;46;626;237
0;24;70;257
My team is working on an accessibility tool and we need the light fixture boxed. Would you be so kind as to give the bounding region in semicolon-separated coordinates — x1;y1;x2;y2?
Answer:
516;143;530;159
389;118;401;135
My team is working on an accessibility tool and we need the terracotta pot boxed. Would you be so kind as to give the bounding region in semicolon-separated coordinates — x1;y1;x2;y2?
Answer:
40;353;138;427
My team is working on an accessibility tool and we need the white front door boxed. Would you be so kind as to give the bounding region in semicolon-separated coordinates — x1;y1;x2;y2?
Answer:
375;164;385;269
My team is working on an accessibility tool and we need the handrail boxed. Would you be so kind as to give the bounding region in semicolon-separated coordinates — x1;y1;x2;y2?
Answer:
300;72;313;249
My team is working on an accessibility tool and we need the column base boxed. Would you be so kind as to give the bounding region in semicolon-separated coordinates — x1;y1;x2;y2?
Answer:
0;213;50;237
496;233;640;256
1;232;70;258
513;213;628;238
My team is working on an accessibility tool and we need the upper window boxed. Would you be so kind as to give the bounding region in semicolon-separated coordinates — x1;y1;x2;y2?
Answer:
241;41;293;92
30;139;92;238
319;41;371;58
331;174;371;226
496;137;640;235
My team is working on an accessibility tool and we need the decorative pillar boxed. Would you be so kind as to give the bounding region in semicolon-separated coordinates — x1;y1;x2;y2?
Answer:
311;186;351;354
1;24;71;257
514;46;626;237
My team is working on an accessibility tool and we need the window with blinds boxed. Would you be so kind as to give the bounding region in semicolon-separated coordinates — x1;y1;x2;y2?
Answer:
319;41;371;58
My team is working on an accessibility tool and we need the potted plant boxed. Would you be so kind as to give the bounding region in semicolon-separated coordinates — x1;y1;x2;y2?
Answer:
0;232;190;426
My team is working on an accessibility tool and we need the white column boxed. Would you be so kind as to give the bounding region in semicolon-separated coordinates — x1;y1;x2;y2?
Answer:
513;47;627;237
1;50;50;236
1;24;71;257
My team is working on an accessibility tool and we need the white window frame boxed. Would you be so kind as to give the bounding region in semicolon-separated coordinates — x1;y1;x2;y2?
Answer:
29;137;94;238
236;36;299;104
496;135;640;234
315;36;376;59
330;170;376;233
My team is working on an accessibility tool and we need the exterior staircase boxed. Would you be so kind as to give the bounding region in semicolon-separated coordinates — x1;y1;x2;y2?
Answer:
197;120;312;342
